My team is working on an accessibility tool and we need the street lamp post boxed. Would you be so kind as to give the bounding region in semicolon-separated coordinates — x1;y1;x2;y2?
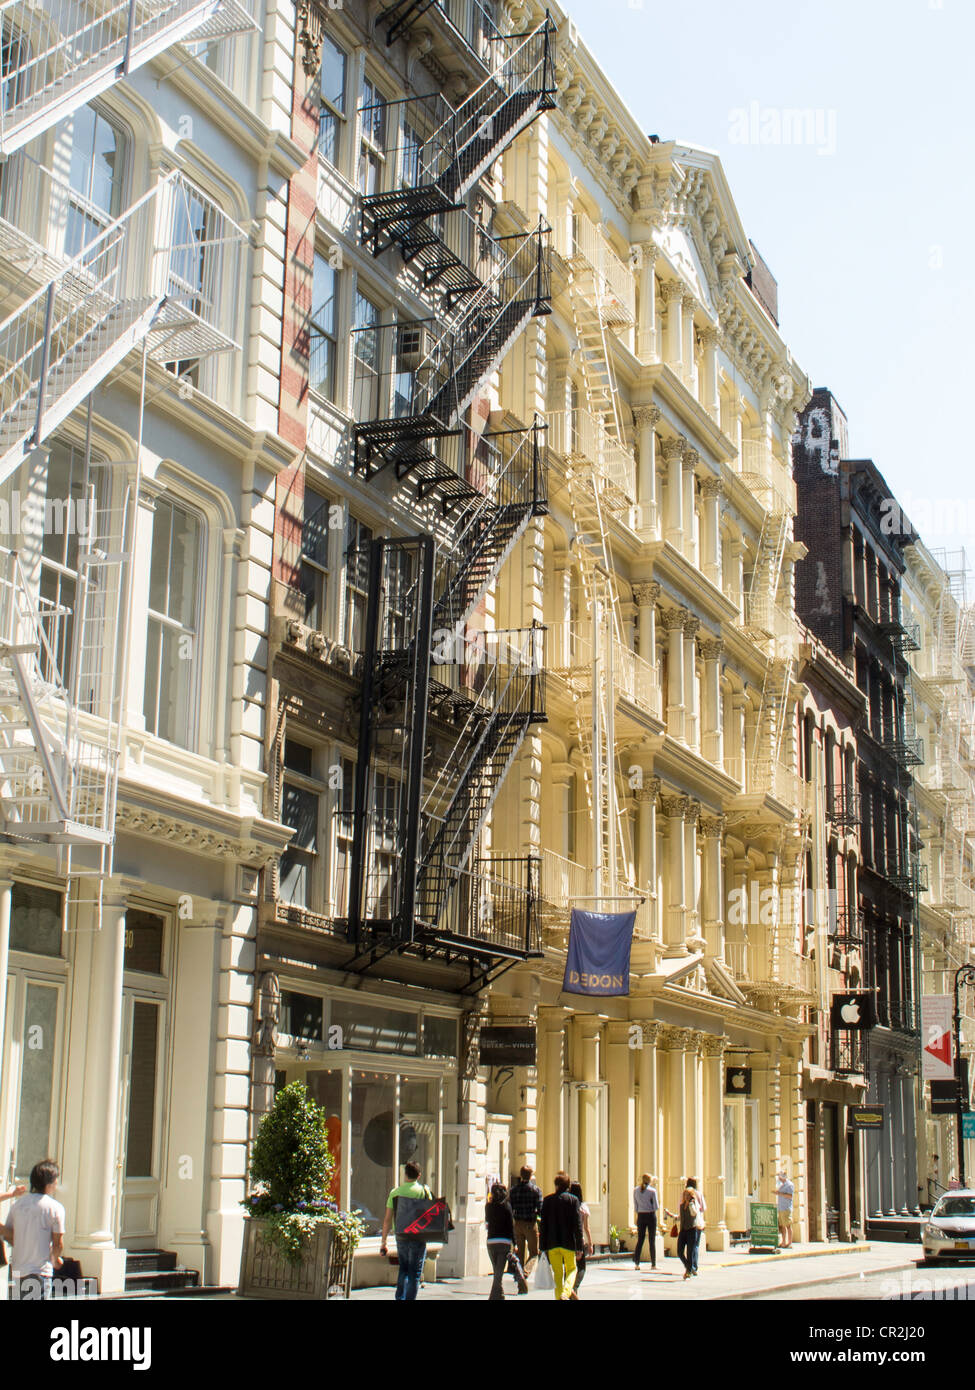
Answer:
953;964;975;1188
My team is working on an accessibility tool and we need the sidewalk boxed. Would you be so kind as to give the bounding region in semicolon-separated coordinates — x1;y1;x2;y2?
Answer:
341;1240;921;1301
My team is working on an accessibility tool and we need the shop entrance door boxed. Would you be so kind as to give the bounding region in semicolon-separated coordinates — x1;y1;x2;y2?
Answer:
723;1098;761;1234
567;1081;608;1244
1;972;65;1187
116;994;165;1249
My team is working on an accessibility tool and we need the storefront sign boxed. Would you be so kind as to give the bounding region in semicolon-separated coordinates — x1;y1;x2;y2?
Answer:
750;1202;779;1249
830;991;876;1031
963;1112;975;1141
849;1104;885;1130
562;908;635;997
479;1025;537;1066
931;1061;970;1114
725;1067;752;1095
921;995;954;1081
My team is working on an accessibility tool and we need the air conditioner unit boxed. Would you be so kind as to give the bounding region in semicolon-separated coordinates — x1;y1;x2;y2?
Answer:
397;323;433;371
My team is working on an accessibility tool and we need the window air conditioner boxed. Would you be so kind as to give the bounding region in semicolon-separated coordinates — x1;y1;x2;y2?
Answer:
397;323;433;371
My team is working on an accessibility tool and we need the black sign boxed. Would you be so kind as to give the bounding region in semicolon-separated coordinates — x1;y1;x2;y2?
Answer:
931;1060;970;1114
830;992;876;1031
725;1067;752;1095
850;1104;885;1130
479;1025;537;1067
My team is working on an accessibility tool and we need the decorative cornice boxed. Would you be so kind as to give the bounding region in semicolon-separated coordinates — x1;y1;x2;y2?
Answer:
115;803;284;867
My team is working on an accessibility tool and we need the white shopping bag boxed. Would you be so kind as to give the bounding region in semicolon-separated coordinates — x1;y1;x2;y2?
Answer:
533;1253;554;1290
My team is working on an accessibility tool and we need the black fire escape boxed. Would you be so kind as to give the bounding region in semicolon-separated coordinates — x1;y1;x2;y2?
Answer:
342;14;556;992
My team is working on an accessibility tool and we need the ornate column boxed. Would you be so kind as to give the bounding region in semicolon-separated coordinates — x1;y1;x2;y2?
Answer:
661;605;686;740
726;855;748;975
633;581;659;665
662;436;684;549
780;1051;806;1239
634;776;660;937
681;290;698;391
252;972;280;1123
700;477;724;588
699;815;726;958
661;1026;693;1218
701;636;724;766
729;536;745;611
662;279;683;372
683;614;700;751
634;241;660;360
700;324;721;420
660;795;689;955
607;1021;636;1234
637;1022;660;1179
701;1034;730;1249
684;799;702;950
682;447;699;563
538;1007;569;1183
634;406;661;538
687;1032;706;1182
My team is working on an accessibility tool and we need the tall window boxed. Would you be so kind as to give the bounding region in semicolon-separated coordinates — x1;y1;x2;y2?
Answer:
165;181;216;384
351;290;380;421
358;76;386;195
399;119;423;189
344;515;372;651
300;484;331;631
333;755;355;915
309;252;338;399
144;497;203;747
318;34;347;167
279;738;320;909
56;104;125;258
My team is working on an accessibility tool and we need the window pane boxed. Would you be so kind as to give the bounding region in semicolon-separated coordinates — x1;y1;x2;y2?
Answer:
330;999;417;1054
15;985;58;1176
350;1073;397;1235
167;506;202;628
280;991;323;1040
279;850;309;907
284;739;314;776
320;35;346;112
10;884;63;955
283;783;318;851
124;910;164;974
124;1002;159;1177
422;1014;457;1059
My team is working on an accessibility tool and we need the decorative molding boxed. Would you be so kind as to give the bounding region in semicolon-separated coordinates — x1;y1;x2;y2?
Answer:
115;804;279;867
296;0;329;76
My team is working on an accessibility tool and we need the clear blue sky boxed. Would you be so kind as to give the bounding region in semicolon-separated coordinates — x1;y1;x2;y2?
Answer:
562;0;975;572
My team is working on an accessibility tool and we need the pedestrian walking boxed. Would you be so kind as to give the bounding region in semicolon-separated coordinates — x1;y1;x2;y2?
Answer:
539;1171;583;1301
776;1171;795;1248
508;1165;543;1275
0;1182;26;1277
485;1182;528;1300
0;1161;65;1300
667;1177;705;1281
380;1161;433;1301
632;1172;659;1269
567;1182;593;1299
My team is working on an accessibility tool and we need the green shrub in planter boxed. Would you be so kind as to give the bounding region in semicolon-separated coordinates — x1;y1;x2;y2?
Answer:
242;1080;364;1265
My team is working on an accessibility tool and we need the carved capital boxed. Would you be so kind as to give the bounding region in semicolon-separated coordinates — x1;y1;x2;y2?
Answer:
638;1021;661;1047
700;1033;729;1058
661;278;684;304
681;288;699;311
631;241;659;269
698;815;726;840
700;636;724;661
683;446;701;473
633;405;662;429
660;794;691;820
659;1024;695;1051
699;324;721;349
632;581;660;607
700;477;724;500
661;436;685;464
682;612;701;638
661;604;687;631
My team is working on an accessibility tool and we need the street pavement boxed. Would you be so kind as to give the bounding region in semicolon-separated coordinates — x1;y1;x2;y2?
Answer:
342;1240;923;1301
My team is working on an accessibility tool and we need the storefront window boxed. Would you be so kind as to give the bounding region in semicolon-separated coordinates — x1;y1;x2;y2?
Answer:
330;999;418;1055
10;884;62;955
422;1014;457;1059
280;991;323;1041
306;1069;342;1204
724;1103;740;1199
350;1073;397;1235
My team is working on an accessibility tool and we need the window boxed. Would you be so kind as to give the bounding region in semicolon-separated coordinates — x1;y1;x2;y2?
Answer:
399;120;423;189
124;910;165;974
165;181;215;382
56;104;125;258
331;999;418;1054
358;75;386;195
280;990;324;1040
352;289;381;421
318;33;347;167
300;485;331;630
10;883;62;955
309;252;337;399
333;755;355;915
279;738;321;909
344;515;373;651
144;497;203;747
422;1014;457;1058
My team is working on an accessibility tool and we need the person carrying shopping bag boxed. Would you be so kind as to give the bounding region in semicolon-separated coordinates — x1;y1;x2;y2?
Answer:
674;1178;705;1280
538;1172;583;1301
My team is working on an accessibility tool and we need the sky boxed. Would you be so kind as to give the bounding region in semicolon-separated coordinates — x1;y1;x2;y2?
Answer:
560;0;975;575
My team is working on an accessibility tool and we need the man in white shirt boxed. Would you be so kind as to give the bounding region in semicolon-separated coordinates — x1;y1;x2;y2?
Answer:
0;1160;66;1300
776;1170;795;1248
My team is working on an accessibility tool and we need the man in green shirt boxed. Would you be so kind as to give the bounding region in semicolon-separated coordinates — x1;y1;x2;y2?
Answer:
380;1162;431;1300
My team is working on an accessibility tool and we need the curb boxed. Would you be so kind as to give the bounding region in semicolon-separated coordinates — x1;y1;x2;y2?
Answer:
711;1260;919;1301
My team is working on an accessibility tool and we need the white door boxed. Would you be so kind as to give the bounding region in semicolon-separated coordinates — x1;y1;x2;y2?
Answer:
724;1097;761;1234
116;995;165;1249
0;973;65;1187
567;1081;608;1243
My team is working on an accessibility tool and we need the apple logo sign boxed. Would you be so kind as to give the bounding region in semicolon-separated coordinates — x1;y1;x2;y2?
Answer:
731;1071;746;1090
840;999;860;1025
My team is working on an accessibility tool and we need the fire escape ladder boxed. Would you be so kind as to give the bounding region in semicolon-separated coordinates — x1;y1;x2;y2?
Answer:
0;0;255;156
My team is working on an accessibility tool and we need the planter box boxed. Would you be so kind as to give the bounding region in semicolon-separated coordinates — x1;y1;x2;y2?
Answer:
239;1219;352;1300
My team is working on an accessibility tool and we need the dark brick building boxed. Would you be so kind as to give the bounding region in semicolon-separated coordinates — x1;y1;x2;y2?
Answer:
794;389;922;1220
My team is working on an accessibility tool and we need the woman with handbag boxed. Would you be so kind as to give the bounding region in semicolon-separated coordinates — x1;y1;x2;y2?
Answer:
673;1178;705;1280
485;1183;529;1299
567;1182;593;1299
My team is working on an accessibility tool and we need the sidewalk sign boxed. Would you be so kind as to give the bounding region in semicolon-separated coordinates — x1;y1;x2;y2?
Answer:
750;1202;779;1250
